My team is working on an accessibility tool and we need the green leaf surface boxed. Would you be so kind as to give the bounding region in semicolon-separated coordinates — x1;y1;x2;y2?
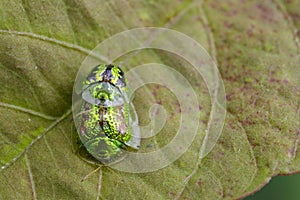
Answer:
0;0;299;199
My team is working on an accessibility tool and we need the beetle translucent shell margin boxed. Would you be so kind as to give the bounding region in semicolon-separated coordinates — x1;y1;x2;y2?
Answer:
75;64;140;165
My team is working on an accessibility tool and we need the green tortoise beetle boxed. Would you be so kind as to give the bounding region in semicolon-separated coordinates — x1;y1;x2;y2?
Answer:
77;64;140;165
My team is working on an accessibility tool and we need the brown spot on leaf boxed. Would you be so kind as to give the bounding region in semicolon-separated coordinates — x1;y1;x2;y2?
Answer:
196;179;202;187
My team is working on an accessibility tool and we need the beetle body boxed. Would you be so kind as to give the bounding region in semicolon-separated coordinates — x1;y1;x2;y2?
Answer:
77;64;140;164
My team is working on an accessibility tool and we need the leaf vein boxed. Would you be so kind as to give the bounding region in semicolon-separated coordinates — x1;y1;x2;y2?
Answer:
44;136;59;169
60;0;77;44
0;102;57;120
0;64;44;112
19;0;33;32
0;108;72;172
25;153;37;200
96;168;103;200
272;0;300;55
175;1;231;198
0;29;110;63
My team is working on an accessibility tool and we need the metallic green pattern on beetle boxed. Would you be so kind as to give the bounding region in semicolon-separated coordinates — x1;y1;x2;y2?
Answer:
78;64;138;164
79;102;126;163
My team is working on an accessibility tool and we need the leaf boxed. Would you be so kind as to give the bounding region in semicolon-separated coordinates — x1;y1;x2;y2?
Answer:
0;0;299;199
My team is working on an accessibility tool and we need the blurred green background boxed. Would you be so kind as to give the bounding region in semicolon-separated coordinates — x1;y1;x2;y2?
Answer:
246;173;300;200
